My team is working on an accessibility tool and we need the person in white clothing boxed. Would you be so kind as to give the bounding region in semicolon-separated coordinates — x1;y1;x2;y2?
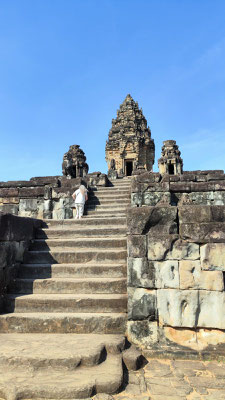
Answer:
72;185;88;219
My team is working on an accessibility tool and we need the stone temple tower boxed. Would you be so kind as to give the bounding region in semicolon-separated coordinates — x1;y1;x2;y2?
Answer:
158;140;183;175
105;94;155;176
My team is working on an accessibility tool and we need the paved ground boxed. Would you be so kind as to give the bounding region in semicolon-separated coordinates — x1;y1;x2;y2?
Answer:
114;358;225;400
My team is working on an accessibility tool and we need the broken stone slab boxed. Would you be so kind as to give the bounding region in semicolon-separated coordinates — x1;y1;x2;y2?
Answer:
127;321;158;348
122;346;143;370
127;258;155;288
157;289;198;328
128;288;156;321
127;235;147;258
200;243;225;271
166;240;199;260
179;260;224;291
154;260;179;289
147;235;178;260
127;206;178;236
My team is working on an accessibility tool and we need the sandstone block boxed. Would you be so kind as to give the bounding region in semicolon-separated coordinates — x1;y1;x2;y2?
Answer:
0;188;18;197
198;291;225;329
127;258;154;288
0;213;41;241
201;243;225;271
0;197;19;204
127;206;177;236
0;204;18;215
157;289;198;327
179;206;212;223
122;346;143;370
127;320;158;348
179;260;224;291
154;260;179;289
128;288;156;320
143;191;171;206
180;223;225;242
19;187;45;197
127;235;147;258
148;235;178;260
166;240;199;260
131;192;142;207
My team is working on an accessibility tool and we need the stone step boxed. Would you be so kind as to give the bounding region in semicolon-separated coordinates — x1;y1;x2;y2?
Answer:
85;209;127;215
30;237;127;251
9;277;127;294
91;188;130;194
0;333;125;369
84;213;126;218
24;249;127;264
87;197;129;205
42;216;127;228
85;204;128;210
5;293;127;313
0;312;127;333
0;353;123;399
18;263;127;279
36;226;127;238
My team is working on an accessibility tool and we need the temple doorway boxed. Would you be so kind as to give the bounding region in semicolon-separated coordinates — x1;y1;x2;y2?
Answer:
168;164;174;175
125;160;133;176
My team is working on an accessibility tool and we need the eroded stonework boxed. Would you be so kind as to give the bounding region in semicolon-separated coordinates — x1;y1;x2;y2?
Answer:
62;144;89;179
105;94;155;176
158;140;183;175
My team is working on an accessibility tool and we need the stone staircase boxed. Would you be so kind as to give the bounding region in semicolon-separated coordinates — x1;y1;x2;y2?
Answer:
0;177;131;399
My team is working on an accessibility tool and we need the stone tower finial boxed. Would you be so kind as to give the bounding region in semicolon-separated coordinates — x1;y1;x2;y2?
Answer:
158;140;183;175
62;145;89;179
105;95;155;177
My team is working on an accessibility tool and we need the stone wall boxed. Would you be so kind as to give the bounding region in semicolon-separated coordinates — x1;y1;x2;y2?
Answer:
127;172;225;352
0;213;41;312
0;172;107;219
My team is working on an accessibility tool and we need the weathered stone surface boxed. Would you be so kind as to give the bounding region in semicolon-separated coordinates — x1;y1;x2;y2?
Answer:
148;235;178;260
128;258;155;288
164;326;225;351
0;188;19;197
179;206;212;223
200;243;225;271
154;260;179;289
142;191;171;206
157;289;198;327
122;346;143;370
166;240;199;260
198;291;225;329
127;235;147;258
179;260;224;291
0;213;41;241
0;197;19;204
19;187;45;197
127;321;158;348
128;288;156;320
62;144;89;179
158;140;183;175
180;222;225;242
127;206;177;236
0;204;18;215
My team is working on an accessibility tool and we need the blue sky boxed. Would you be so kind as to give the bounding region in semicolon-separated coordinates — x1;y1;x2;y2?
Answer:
0;0;225;181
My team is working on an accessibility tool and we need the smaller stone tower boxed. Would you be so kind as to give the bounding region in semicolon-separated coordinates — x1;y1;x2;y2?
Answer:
158;140;183;175
62;145;89;179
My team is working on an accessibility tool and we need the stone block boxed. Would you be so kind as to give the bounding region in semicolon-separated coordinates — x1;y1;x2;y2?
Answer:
142;191;171;206
212;192;225;205
122;346;143;370
127;320;158;348
44;186;52;200
148;235;178;260
127;257;154;288
179;260;224;291
127;235;147;258
52;209;65;219
179;206;212;224
131;192;142;207
127;206;177;236
128;288;156;320
19;199;37;212
44;200;52;212
0;188;18;197
0;205;18;215
0;197;19;204
19;187;45;197
189;191;214;205
0;213;41;241
157;289;198;327
166;240;200;260
200;243;225;271
170;182;191;192
180;223;225;242
198;291;225;329
154;260;179;289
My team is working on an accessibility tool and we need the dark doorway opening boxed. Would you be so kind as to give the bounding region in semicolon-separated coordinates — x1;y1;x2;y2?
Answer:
168;164;174;175
126;161;133;176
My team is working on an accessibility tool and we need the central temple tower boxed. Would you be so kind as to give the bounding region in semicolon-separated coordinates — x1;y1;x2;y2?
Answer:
105;94;155;176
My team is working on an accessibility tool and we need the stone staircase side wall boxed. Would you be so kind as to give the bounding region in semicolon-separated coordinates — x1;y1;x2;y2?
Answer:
128;172;225;352
0;173;108;219
0;213;42;312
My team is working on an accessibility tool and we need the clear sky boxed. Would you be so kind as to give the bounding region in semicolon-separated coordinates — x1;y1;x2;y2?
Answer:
0;0;225;181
